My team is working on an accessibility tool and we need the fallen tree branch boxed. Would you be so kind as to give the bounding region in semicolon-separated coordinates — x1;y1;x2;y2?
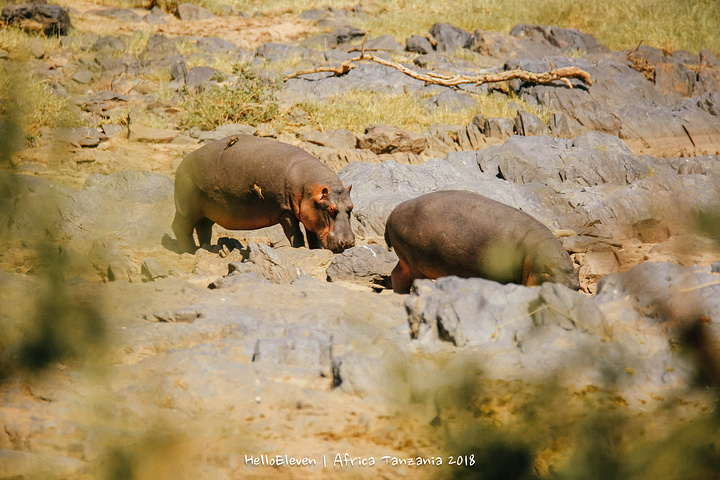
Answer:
285;48;592;88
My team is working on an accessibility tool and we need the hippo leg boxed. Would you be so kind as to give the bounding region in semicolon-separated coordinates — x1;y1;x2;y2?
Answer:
306;230;321;250
521;256;539;286
391;258;414;294
196;217;215;248
279;213;306;248
172;212;199;253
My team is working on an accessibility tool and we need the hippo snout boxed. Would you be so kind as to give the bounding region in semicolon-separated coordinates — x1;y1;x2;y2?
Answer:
325;230;355;253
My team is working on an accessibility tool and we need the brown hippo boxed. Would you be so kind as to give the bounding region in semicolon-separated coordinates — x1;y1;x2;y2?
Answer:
173;135;355;253
384;190;579;293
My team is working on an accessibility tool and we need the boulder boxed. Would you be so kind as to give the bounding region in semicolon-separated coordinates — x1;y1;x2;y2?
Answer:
509;24;610;54
326;244;397;288
357;124;428;154
406;34;434;54
175;3;216;21
428;23;472;52
1;4;72;36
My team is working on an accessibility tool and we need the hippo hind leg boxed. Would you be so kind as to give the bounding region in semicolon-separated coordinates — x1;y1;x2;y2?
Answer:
172;212;199;253
391;258;414;294
195;217;215;248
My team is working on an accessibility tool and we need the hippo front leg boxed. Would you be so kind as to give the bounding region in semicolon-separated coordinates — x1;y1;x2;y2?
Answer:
306;230;321;249
279;213;306;248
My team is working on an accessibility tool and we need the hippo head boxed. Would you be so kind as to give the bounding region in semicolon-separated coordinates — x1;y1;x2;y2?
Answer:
299;184;355;253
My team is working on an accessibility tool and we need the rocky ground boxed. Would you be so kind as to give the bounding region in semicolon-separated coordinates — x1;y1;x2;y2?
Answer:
1;2;720;479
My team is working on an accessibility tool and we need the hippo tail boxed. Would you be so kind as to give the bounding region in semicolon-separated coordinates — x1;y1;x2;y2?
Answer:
384;227;392;250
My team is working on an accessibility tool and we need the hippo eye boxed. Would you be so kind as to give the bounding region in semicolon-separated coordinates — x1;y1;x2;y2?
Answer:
327;205;338;216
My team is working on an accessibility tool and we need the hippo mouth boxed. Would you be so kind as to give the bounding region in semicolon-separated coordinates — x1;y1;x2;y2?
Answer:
319;231;355;253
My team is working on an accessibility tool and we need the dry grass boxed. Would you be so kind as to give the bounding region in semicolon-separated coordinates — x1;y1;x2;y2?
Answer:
356;0;719;54
0;67;82;135
297;89;550;134
68;0;720;54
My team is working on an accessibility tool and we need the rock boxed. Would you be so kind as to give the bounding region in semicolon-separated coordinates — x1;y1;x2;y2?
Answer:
696;91;720;116
176;3;216;21
173;307;200;323
338;154;554;242
654;62;695;97
256;42;319;63
483;117;514;139
456;122;484;150
128;124;179;143
326;245;398;288
59;170;174;247
511;56;720;157
100;123;126;138
185;66;223;91
1;4;72;36
144;6;167;25
140;34;178;62
299;129;356;149
0;449;85;478
469;29;556;59
28;38;45;58
406;34;434;54
197;124;257;142
170;60;187;82
596;262;720;322
91;35;127;52
141;258;167;281
514;109;550;136
357;124;428;154
331;26;366;44
509;24;610;54
91;7;142;22
332;346;410;401
73;70;94;85
43;127;105;147
550;112;584;138
193;36;240;54
364;34;403;52
0;117;27;158
253;327;332;376
209;244;299;286
425;89;478;111
89;238;139;282
428;22;472;52
475;133;651;187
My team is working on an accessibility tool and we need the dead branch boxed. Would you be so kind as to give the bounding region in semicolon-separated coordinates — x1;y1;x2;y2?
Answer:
285;49;592;88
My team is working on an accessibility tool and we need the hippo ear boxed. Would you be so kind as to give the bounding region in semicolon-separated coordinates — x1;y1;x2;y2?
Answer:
312;185;331;203
347;185;352;194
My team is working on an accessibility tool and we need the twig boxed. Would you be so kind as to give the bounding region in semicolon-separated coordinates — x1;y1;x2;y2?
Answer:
285;49;592;88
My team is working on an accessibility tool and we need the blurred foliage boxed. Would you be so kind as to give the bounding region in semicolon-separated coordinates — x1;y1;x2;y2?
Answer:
407;321;720;480
0;69;106;381
0;64;82;136
178;65;280;130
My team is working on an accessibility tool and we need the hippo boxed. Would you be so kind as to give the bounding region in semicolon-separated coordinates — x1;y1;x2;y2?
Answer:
384;190;579;293
172;135;355;253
